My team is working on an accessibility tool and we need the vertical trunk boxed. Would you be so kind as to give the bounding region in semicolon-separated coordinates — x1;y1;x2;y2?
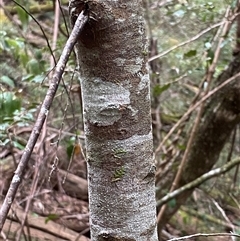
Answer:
69;1;158;240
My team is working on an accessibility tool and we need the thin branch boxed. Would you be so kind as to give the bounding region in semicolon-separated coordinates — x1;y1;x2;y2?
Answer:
206;7;232;83
148;21;223;62
156;157;240;207
167;232;240;241
212;199;236;241
0;10;89;231
155;71;240;155
50;0;61;72
157;104;204;224
149;11;240;62
181;206;239;231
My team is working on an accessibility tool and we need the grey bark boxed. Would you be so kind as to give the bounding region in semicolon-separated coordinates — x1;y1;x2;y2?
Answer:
69;1;158;240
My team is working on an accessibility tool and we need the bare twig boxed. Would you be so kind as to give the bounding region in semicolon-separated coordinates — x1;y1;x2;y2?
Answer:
149;10;240;63
0;10;89;231
1;204;90;241
167;232;240;241
75;227;91;241
155;71;240;155
212;200;236;241
205;7;234;84
148;22;223;62
181;206;239;231
156;157;240;207
50;0;61;70
16;128;47;241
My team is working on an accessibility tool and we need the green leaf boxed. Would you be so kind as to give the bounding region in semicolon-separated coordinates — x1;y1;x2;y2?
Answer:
22;74;34;82
231;0;239;9
45;214;59;224
177;144;186;151
16;6;29;30
0;137;10;146
19;52;29;66
0;92;21;118
31;75;45;83
204;2;215;11
12;141;25;150
167;198;176;208
184;50;197;58
153;83;171;97
26;59;41;75
0;76;15;88
183;215;188;224
35;49;43;60
206;49;214;64
67;142;74;159
3;38;26;61
5;37;24;50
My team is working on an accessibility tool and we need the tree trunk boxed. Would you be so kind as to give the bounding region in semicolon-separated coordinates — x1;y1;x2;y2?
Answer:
157;53;240;235
69;1;158;240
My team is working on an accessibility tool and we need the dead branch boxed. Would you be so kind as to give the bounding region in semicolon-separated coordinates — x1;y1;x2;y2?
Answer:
0;9;89;230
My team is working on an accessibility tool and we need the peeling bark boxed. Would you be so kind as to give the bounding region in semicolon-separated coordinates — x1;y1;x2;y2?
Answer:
69;1;158;240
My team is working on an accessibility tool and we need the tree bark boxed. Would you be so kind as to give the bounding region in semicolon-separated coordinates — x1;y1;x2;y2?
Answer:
157;53;240;235
69;1;158;240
